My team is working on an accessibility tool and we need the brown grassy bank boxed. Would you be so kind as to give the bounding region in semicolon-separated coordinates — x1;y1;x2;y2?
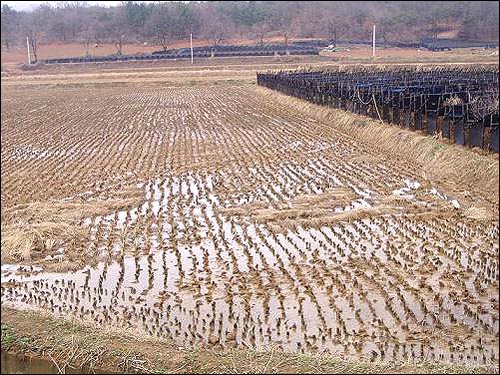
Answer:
1;308;497;374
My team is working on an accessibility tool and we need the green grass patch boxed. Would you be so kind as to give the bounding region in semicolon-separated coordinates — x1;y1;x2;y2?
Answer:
1;322;33;350
1;323;16;349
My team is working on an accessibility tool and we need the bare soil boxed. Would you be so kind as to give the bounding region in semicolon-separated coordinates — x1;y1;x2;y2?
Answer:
1;36;342;66
1;37;288;64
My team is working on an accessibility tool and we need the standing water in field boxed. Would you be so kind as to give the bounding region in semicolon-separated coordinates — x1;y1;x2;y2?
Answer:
1;84;498;368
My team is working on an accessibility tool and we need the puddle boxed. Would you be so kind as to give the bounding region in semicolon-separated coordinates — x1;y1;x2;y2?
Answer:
0;351;112;374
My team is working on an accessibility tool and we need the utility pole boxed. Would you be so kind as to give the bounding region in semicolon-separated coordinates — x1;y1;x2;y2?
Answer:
26;36;31;64
190;33;194;64
372;25;376;59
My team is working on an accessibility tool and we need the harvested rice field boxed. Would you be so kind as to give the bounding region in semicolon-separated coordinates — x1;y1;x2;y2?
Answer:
1;63;499;373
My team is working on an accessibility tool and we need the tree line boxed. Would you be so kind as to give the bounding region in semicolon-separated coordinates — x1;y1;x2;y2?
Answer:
2;1;499;60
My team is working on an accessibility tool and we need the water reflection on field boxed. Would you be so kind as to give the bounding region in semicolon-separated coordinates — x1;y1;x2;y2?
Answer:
0;351;109;374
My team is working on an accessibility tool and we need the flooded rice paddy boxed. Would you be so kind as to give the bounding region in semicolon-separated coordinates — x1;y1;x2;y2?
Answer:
1;84;498;367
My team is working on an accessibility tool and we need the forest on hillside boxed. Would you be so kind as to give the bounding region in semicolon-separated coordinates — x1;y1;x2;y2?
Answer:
1;1;499;55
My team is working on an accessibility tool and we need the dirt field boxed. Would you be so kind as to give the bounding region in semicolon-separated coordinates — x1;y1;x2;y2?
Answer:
1;37;278;65
1;36;319;65
1;59;499;373
1;37;498;68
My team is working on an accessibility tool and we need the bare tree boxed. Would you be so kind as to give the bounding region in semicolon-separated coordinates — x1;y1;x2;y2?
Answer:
252;21;271;46
200;4;231;48
321;4;351;46
114;34;124;55
288;4;320;38
1;5;18;50
144;3;176;51
107;6;128;55
266;2;296;46
20;6;48;63
2;1;499;51
80;24;95;57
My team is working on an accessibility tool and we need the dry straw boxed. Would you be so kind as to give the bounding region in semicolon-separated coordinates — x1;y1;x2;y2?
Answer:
1;194;142;268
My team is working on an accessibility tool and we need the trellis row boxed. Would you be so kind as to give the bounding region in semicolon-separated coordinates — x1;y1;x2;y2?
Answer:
257;66;499;153
42;48;319;65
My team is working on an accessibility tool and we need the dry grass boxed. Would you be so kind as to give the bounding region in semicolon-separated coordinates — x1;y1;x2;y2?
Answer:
1;190;142;269
221;187;427;231
2;307;496;374
224;187;356;216
463;205;498;221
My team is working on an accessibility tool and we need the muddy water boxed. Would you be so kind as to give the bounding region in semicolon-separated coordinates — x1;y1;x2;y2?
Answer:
0;351;110;374
2;168;499;366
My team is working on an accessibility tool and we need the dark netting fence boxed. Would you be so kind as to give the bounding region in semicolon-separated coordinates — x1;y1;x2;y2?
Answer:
257;65;499;153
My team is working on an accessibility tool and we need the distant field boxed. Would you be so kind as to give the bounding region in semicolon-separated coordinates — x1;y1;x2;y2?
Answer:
1;38;498;67
1;36;298;65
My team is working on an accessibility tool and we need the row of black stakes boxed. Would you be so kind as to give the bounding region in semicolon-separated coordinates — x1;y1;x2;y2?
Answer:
42;49;319;64
257;69;499;153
